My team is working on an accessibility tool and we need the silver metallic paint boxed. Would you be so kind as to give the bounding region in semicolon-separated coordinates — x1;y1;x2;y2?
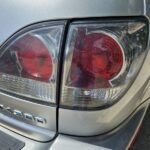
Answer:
0;99;148;150
0;92;56;141
69;100;150;150
0;0;144;45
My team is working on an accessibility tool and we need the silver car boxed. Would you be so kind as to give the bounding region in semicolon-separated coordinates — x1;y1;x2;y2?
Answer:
0;0;150;149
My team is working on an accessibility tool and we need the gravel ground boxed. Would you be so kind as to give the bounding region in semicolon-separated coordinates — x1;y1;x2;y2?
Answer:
130;107;150;150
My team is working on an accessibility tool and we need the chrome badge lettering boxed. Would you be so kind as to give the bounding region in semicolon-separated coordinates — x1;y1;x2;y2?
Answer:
0;104;46;124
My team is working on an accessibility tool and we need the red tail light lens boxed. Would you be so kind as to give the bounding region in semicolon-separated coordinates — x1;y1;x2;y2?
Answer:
0;22;64;103
15;35;53;81
70;30;124;89
61;20;148;109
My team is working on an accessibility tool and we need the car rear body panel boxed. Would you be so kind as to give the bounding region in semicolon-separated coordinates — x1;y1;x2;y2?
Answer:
0;0;150;149
0;0;144;45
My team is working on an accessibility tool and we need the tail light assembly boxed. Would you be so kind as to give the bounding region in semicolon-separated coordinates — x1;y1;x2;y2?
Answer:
60;19;148;110
0;22;64;103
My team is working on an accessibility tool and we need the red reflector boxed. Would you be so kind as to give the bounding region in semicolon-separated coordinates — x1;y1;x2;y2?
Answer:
14;35;52;81
69;30;124;88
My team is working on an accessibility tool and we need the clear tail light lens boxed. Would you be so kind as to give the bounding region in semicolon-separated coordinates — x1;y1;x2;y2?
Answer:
0;22;64;103
61;19;148;109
